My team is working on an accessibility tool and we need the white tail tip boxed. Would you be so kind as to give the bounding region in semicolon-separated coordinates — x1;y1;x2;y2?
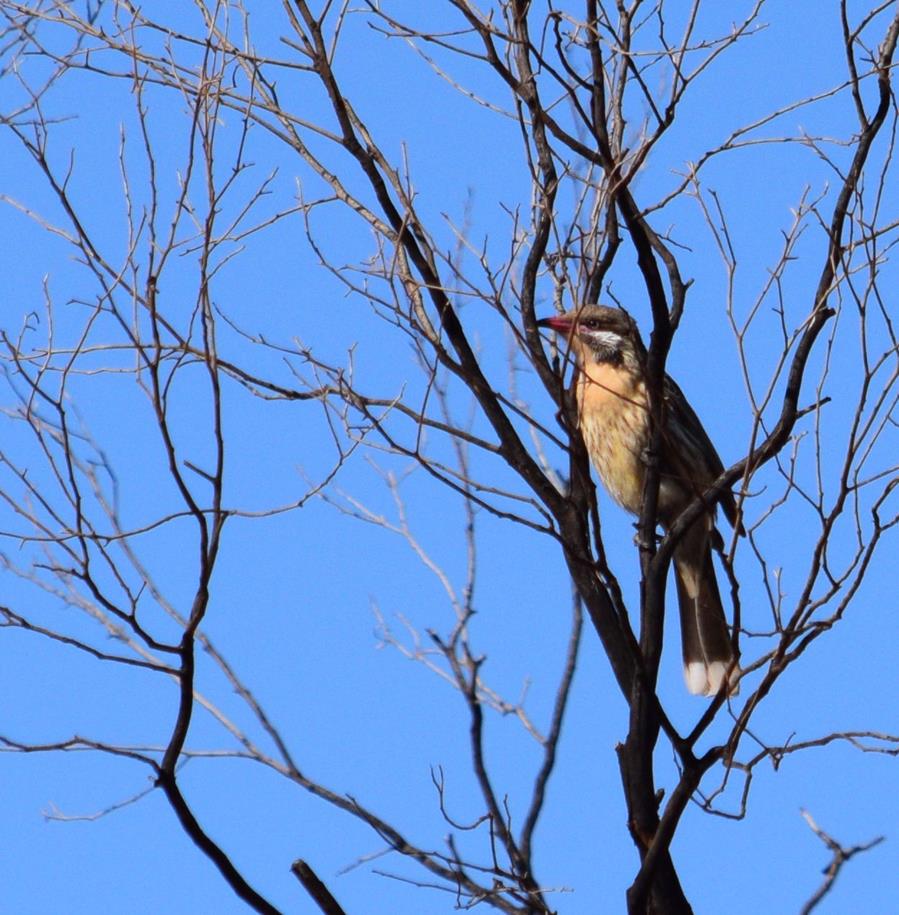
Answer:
684;660;741;696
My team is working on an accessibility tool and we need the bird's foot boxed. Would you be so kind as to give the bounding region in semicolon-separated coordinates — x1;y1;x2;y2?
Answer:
631;524;661;551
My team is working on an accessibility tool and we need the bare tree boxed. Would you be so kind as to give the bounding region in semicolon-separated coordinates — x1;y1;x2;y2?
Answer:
1;2;897;913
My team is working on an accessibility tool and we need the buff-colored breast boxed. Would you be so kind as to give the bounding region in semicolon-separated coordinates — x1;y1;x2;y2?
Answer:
577;361;650;515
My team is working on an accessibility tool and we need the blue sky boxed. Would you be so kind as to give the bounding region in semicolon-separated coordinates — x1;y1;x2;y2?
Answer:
1;2;897;913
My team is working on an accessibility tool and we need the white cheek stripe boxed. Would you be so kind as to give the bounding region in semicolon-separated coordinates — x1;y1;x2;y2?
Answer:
590;331;623;348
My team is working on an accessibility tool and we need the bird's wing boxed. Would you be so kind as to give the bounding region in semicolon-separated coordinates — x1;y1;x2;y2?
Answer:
662;374;740;531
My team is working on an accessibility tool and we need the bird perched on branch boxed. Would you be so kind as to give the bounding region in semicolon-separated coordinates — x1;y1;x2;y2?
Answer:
538;304;740;696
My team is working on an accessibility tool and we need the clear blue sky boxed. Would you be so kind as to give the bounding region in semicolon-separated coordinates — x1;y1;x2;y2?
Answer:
1;2;896;913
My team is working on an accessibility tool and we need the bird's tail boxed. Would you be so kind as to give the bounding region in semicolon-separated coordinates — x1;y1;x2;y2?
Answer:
673;522;740;696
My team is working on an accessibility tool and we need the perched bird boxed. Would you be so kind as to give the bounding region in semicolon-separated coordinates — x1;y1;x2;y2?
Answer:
538;304;740;696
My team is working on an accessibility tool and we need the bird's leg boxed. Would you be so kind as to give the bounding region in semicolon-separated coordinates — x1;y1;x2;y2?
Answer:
632;522;661;550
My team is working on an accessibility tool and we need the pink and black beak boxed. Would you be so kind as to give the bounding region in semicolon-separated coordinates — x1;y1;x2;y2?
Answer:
537;314;575;334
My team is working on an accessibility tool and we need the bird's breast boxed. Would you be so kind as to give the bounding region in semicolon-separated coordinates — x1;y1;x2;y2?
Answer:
577;362;650;515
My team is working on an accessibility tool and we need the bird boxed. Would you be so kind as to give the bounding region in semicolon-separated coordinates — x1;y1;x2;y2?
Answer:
538;304;740;696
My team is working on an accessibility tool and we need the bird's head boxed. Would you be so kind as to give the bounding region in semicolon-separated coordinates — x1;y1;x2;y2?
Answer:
537;304;643;367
